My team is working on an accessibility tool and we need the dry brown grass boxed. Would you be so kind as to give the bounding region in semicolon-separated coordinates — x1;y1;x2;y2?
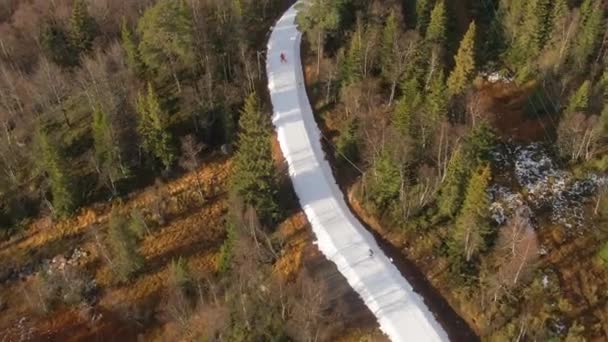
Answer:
0;156;232;340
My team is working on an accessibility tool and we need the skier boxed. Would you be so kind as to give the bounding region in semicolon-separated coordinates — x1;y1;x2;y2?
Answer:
368;248;374;257
280;52;287;63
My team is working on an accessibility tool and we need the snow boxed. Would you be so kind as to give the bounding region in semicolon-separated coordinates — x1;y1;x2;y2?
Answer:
266;3;448;342
490;144;607;230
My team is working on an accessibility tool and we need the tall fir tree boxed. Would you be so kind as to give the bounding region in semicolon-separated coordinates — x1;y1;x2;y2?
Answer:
425;0;447;46
565;80;591;114
341;18;365;84
37;129;77;217
380;10;398;80
437;146;467;218
415;0;433;34
572;0;604;68
368;149;401;211
120;19;144;76
69;0;96;54
136;83;176;170
138;0;195;87
394;77;423;137
231;92;279;224
451;164;492;262
92;107;128;194
106;208;144;283
425;69;449;125
447;21;477;95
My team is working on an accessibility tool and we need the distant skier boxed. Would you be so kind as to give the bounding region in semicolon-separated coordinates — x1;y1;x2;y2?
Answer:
280;52;287;63
368;249;374;257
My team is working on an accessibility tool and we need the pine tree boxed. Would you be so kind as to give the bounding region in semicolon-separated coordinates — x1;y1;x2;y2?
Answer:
565;80;591;114
120;19;144;76
416;0;433;34
69;0;96;54
426;0;447;46
425;69;449;125
461;122;495;170
368;150;401;211
447;22;477;95
136;83;176;170
394;77;423;137
437;147;467;218
138;0;195;87
336;119;359;166
572;0;604;68
92;107;128;194
341;20;365;84
419;70;448;148
231;92;279;224
106;208;144;283
37;129;77;217
451;164;492;262
380;10;398;79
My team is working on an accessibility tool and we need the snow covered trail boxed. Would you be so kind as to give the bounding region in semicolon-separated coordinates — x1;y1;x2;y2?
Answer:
266;2;449;342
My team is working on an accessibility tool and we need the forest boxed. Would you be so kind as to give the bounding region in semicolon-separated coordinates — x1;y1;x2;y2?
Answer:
0;0;379;340
1;0;608;340
297;0;608;340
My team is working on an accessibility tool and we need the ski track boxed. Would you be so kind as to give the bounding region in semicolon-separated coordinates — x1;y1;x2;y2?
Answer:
266;2;449;341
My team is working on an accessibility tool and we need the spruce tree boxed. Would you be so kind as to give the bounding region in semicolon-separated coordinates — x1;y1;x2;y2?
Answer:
368;150;401;211
426;0;447;46
138;0;195;86
120;19;144;76
136;83;176;170
451;164;492;262
425;69;449;125
565;80;591;114
37;129;77;217
572;0;604;68
447;22;477;96
415;0;433;34
394;77;423;137
231;92;279;224
92;107;128;194
461;122;495;170
341;20;365;84
69;0;96;54
380;11;398;80
336;119;359;166
437;146;467;218
106;208;144;283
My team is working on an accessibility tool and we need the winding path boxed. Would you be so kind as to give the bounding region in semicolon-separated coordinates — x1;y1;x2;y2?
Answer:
266;2;449;341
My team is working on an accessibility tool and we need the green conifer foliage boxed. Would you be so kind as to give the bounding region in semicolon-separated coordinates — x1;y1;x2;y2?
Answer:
138;0;195;80
106;208;144;283
136;83;176;170
415;0;433;33
92;107;128;193
451;164;492;262
394;77;423;137
69;0;96;54
425;0;447;46
368;150;401;211
231;93;279;224
447;22;477;95
572;0;604;68
380;11;398;79
37;129;77;217
437;147;467;218
565;80;591;114
120;19;144;76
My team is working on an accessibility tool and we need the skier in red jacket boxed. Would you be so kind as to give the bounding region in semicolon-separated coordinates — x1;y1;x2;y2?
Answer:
280;52;287;63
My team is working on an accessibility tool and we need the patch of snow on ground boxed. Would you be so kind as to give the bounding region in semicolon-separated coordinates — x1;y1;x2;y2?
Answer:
490;144;606;229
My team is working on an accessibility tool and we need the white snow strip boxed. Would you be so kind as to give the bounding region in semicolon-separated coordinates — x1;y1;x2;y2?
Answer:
266;2;449;341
